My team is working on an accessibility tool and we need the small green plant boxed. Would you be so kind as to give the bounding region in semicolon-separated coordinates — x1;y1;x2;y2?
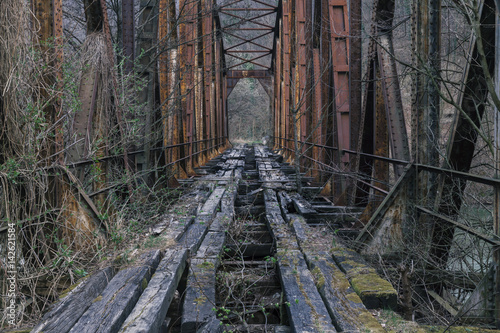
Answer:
73;268;88;278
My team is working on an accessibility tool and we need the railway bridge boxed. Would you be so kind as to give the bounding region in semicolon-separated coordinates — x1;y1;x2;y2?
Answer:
1;0;500;331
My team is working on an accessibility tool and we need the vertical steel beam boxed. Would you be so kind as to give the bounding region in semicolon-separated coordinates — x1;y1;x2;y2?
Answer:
122;0;135;75
350;0;362;155
283;0;292;155
355;60;376;206
33;0;64;205
179;0;196;174
412;0;439;206
159;0;187;180
312;48;322;178
54;0;64;167
275;23;283;148
215;36;222;147
296;0;307;150
373;66;389;201
159;0;169;162
328;0;350;167
320;0;331;181
136;0;158;183
376;0;410;176
203;0;213;161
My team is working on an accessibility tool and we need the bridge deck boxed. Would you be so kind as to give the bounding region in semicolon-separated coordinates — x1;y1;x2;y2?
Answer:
32;145;398;333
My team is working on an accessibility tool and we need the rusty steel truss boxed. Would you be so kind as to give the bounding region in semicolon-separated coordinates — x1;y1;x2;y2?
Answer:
24;0;500;325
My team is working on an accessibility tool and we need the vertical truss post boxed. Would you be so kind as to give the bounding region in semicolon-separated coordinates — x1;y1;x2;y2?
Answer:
159;0;169;165
215;35;221;149
160;0;187;180
412;0;440;210
296;0;308;154
349;0;362;156
223;75;228;145
274;27;282;148
312;48;322;178
179;0;196;175
33;0;64;204
310;0;323;179
328;0;350;167
283;0;292;156
136;0;158;183
354;0;409;207
372;65;389;203
203;0;213;162
122;0;135;75
320;0;332;185
279;18;286;150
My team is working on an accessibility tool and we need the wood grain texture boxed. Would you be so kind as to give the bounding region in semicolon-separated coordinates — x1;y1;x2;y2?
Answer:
32;267;115;333
69;250;161;333
119;249;188;333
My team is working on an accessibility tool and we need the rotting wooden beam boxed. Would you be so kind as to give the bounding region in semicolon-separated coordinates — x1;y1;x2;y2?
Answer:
288;214;385;332
120;249;188;333
69;250;162;333
32;267;115;333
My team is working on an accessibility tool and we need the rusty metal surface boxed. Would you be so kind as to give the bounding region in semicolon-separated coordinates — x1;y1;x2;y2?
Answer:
373;67;389;197
328;0;350;165
203;0;213;160
122;0;135;75
311;49;322;177
159;0;169;159
227;70;271;78
377;33;410;175
349;0;362;155
283;0;291;153
297;0;308;149
33;0;65;206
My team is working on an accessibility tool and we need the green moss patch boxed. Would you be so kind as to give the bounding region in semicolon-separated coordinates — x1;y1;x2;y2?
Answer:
350;273;397;309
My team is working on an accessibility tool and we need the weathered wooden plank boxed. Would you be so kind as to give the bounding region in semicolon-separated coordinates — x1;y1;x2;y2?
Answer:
289;193;317;216
181;258;218;333
164;216;195;245
264;189;299;250
220;182;239;215
209;212;232;232
288;214;378;331
119;249;188;333
32;267;115;333
69;250;162;333
196;317;223;333
331;246;397;309
194;231;226;261
198;187;226;217
305;252;385;332
179;215;212;254
277;251;336;333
